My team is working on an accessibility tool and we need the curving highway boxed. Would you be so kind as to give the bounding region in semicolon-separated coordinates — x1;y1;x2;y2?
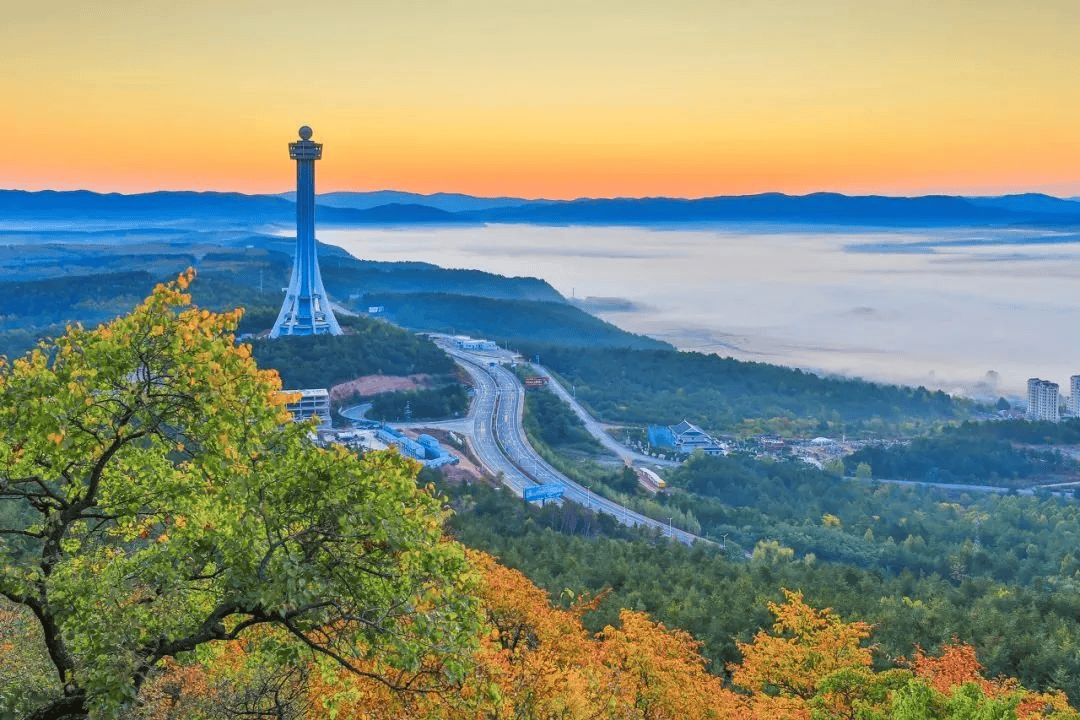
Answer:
437;339;704;545
525;362;680;468
454;351;536;496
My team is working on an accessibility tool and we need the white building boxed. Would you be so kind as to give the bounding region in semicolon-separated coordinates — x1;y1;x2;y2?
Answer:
283;388;332;428
453;336;498;351
1070;376;1080;416
1027;378;1060;422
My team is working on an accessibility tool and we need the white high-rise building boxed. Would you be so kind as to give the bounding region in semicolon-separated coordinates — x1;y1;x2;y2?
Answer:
1027;378;1060;422
1070;376;1080;417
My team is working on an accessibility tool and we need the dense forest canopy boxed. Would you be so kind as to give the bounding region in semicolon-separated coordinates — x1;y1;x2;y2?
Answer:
516;343;968;435
445;477;1080;704
365;292;671;350
521;385;606;454
843;418;1080;487
248;318;455;389
845;436;1073;487
943;417;1080;445
469;387;1080;701
367;383;469;421
2;273;1080;718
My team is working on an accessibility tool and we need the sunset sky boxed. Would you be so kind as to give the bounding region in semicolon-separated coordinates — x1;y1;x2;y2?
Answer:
4;0;1078;198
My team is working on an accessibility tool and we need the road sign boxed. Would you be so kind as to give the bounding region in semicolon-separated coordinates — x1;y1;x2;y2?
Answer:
523;484;565;502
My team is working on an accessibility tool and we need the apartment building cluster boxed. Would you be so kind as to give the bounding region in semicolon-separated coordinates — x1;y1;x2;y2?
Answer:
1026;376;1080;422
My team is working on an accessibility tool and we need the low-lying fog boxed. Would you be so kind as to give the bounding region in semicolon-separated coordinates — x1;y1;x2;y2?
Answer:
319;224;1080;400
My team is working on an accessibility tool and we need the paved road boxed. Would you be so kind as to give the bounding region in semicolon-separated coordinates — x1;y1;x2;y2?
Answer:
527;363;679;469
451;351;537;496
438;341;704;545
866;477;1017;494
339;403;373;423
863;477;1076;498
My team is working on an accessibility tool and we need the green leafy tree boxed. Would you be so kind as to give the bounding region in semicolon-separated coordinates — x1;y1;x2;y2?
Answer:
886;681;1019;720
0;272;479;719
368;384;469;421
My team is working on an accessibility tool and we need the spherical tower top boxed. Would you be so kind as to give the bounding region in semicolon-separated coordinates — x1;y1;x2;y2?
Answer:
298;126;313;140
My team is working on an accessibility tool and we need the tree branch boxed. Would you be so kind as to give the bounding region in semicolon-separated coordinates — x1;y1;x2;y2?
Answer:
2;585;75;687
25;691;88;720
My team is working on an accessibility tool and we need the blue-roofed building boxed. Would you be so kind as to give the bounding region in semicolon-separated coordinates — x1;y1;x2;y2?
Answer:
648;425;675;449
375;426;458;467
650;420;725;456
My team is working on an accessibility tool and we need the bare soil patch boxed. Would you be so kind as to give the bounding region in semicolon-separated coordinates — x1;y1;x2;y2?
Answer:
330;374;433;402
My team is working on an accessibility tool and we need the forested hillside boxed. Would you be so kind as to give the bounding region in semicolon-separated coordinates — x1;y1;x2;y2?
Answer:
942;418;1080;444
517;343;967;435
845;418;1080;487
320;255;563;302
367;383;470;421
0;236;576;359
248;317;455;389
446;477;1080;702
364;292;671;349
2;280;1078;718
845;436;1072;487
467;383;1080;701
521;384;607;454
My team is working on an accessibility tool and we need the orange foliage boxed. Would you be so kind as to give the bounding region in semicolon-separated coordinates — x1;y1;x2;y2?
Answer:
597;609;746;720
292;585;1080;720
299;550;749;719
911;641;994;697
124;574;1080;720
910;641;1075;719
131;659;215;720
732;589;872;702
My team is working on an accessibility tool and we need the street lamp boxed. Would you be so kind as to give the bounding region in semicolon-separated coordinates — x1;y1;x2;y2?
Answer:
667;517;673;538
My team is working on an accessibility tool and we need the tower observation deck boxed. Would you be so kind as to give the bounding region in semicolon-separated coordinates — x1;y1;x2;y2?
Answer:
270;126;342;338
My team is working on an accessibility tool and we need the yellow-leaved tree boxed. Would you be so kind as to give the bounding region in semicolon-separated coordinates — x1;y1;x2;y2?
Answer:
0;272;480;719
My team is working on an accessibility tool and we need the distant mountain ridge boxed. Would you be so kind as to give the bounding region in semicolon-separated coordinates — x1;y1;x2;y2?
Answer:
275;190;556;212
5;189;1080;227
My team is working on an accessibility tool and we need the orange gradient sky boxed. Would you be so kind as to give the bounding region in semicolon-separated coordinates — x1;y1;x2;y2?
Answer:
3;0;1079;198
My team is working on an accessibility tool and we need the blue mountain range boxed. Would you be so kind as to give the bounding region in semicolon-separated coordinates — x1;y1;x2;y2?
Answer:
3;189;1080;227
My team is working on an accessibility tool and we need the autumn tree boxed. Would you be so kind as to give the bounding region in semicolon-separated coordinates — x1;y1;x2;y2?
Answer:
308;550;603;720
0;272;479;720
730;589;876;719
730;592;1079;720
732;589;872;700
597;609;744;720
905;642;1078;720
306;549;748;720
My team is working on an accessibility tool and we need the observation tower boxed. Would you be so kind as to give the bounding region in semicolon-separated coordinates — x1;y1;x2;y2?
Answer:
270;126;342;338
